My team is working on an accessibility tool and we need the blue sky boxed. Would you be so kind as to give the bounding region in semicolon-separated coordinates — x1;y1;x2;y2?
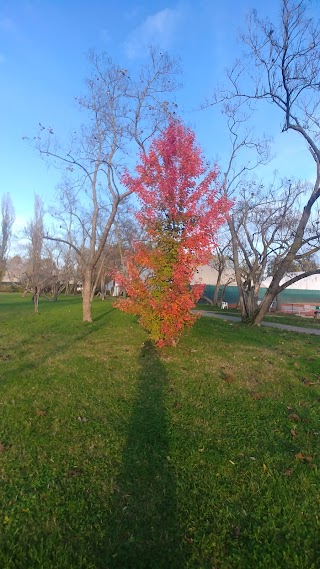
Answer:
0;0;319;239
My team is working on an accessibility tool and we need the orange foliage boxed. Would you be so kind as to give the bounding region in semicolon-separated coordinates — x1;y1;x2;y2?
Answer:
115;120;231;346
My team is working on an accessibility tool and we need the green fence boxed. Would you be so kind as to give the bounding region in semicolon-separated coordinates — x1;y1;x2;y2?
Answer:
202;285;320;307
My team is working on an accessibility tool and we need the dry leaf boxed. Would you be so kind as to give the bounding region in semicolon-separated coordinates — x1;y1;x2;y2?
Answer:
290;429;297;438
36;410;47;416
224;373;234;383
67;469;83;477
0;354;11;361
283;468;293;476
221;369;234;382
295;452;305;460
263;463;267;472
252;392;263;400
232;525;241;537
305;456;313;463
288;413;301;422
300;378;316;387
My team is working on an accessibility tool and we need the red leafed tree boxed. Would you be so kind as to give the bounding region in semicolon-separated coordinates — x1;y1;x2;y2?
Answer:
115;120;230;346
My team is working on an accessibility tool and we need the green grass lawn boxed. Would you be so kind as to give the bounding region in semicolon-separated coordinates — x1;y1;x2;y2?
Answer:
1;293;320;568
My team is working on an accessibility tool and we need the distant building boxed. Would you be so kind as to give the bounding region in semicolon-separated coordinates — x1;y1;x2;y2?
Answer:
195;265;320;314
260;273;320;316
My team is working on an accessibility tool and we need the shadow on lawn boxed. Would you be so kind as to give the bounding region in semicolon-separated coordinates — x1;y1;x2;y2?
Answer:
100;340;185;569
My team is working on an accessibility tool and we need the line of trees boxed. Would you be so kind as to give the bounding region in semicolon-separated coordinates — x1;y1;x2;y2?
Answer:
2;0;320;327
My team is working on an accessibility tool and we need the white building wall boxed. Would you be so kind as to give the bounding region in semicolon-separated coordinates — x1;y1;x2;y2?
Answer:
262;273;320;291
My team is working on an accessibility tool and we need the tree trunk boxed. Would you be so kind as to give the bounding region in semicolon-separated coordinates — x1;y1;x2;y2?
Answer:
100;272;106;300
82;269;93;322
250;260;293;324
213;270;223;305
219;283;229;303
228;218;251;321
34;289;40;314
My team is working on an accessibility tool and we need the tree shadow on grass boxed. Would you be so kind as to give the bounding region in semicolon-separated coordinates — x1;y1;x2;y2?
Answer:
99;340;186;569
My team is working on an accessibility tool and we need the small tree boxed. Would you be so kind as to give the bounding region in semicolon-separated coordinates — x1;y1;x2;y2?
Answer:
115;120;230;347
0;193;15;282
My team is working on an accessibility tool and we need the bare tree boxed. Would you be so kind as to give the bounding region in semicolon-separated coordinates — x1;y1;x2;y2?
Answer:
215;0;320;324
0;193;15;282
209;239;233;305
37;48;180;322
207;103;271;319
22;196;66;311
230;178;312;317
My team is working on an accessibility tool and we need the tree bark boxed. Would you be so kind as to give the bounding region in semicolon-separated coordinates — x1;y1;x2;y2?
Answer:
213;270;222;305
82;269;93;322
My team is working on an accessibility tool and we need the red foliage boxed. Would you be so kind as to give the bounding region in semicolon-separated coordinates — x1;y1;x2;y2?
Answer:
115;119;231;346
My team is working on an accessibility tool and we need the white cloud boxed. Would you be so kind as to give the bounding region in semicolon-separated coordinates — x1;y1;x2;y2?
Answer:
124;7;182;58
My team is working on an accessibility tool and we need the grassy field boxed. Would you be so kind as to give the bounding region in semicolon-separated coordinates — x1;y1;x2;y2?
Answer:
1;293;320;569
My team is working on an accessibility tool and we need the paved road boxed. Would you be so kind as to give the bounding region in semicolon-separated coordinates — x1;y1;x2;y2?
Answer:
193;310;320;336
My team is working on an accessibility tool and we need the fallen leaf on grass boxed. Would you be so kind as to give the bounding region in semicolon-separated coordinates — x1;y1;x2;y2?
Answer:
0;354;11;361
224;373;234;383
232;525;241;538
283;468;293;476
295;452;305;460
221;370;234;382
263;463;267;472
300;377;317;387
67;469;83;477
290;429;297;438
295;453;313;462
288;413;301;422
36;410;47;416
252;392;263;400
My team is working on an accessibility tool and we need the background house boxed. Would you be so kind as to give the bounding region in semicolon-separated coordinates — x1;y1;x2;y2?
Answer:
195;265;320;314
